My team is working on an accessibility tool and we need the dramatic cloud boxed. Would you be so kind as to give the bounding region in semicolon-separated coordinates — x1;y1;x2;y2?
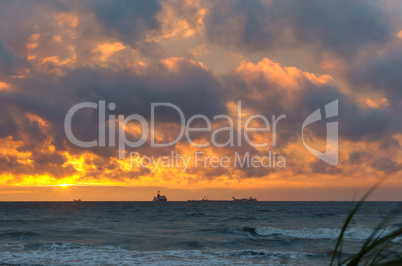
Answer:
0;57;226;158
86;0;162;44
0;39;28;76
350;45;402;101
225;58;398;144
0;0;400;197
205;0;392;57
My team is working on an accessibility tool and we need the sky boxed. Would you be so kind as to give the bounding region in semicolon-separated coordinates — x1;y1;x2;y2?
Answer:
0;0;401;201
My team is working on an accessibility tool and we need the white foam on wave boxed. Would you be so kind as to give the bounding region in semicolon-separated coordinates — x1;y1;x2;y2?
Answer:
0;244;316;265
255;226;402;242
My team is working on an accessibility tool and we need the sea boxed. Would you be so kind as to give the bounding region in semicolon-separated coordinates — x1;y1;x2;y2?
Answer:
0;201;401;265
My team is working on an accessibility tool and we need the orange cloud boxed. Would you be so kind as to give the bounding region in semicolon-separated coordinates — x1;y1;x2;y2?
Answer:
163;57;208;71
236;58;334;91
54;13;78;28
0;81;11;91
94;42;126;62
366;98;388;109
153;0;206;41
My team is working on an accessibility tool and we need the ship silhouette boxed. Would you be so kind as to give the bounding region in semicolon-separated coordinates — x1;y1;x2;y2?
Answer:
232;196;257;202
153;190;167;202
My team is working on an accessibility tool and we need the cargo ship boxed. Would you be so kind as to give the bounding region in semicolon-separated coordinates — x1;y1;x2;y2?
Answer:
153;190;167;202
232;196;257;202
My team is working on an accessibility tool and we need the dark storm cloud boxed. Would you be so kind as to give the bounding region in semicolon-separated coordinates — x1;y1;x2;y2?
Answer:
0;0;162;61
205;0;280;50
86;0;161;44
64;61;226;120
310;160;343;175
0;90;71;152
380;137;400;150
0;1;73;54
282;0;392;56
0;114;18;139
371;158;400;173
205;0;392;57
0;0;400;182
349;46;402;101
0;38;29;75
0;58;226;159
0;152;77;178
346;46;402;140
0;97;51;145
226;66;397;145
349;151;372;164
0;0;225;177
349;152;400;173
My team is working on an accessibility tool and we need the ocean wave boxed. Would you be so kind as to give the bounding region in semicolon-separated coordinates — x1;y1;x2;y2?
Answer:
257;209;273;213
0;231;39;238
312;212;335;217
0;245;316;265
0;218;44;225
186;212;206;217
253;226;402;241
232;216;258;221
180;240;204;248
67;228;99;234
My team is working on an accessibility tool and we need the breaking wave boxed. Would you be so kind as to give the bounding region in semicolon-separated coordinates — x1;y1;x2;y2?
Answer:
253;226;402;242
0;243;317;265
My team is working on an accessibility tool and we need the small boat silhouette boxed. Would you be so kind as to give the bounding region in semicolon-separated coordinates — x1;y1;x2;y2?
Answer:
188;196;209;202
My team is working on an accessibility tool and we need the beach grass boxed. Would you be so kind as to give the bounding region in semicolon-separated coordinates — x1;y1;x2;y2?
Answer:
330;182;402;265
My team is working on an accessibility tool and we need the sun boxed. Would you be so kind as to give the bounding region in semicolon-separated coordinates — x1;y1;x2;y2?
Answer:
60;183;69;188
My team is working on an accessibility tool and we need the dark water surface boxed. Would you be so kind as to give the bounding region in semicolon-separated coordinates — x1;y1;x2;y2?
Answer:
0;201;401;265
